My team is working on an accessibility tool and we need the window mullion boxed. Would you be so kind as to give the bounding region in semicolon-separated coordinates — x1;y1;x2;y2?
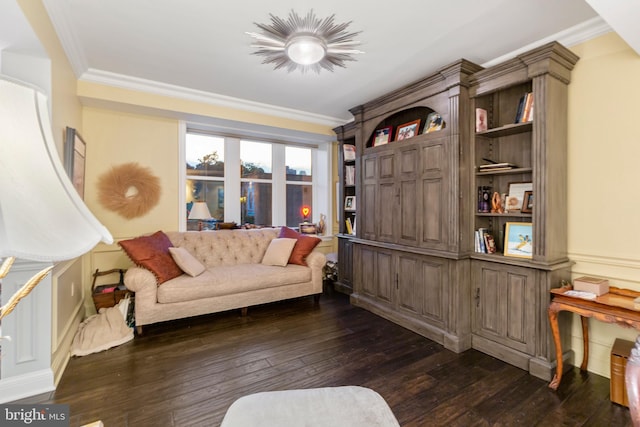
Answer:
272;144;286;227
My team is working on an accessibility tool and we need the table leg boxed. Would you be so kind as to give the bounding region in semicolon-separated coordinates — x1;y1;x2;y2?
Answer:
548;304;562;390
580;315;589;371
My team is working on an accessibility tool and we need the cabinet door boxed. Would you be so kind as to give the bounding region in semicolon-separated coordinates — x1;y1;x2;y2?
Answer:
337;237;353;290
472;261;536;355
357;245;393;303
397;144;421;246
377;152;396;243
361;153;378;241
420;137;449;250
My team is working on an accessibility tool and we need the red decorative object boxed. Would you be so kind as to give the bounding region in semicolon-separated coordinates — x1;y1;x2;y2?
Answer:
300;205;311;220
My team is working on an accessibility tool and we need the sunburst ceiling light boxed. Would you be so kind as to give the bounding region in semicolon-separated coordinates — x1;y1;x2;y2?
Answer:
246;10;364;73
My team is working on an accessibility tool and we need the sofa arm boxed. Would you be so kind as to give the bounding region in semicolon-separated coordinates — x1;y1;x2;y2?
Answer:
124;267;158;293
306;250;327;271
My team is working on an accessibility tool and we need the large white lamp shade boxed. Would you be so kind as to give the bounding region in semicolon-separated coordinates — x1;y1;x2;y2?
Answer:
0;75;113;262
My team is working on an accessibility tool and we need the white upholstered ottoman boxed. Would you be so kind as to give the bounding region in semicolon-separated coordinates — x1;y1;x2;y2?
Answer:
220;386;400;427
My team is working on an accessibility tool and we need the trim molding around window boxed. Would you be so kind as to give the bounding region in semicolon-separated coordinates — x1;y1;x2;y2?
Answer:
179;120;332;231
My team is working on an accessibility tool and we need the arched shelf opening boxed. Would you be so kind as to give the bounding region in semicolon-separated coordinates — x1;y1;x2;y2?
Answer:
366;106;445;148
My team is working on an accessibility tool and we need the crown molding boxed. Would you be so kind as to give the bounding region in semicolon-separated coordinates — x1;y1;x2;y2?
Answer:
482;16;611;68
41;0;87;78
79;68;345;128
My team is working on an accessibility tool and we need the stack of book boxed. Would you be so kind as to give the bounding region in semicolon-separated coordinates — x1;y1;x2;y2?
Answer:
478;162;517;172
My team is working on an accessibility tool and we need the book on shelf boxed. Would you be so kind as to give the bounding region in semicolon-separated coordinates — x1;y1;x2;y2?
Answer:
345;217;354;235
343;144;356;161
479;162;518;172
515;92;533;123
345;165;355;186
475;228;496;254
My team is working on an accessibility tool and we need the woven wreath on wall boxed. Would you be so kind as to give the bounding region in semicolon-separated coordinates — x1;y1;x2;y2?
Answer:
97;162;161;219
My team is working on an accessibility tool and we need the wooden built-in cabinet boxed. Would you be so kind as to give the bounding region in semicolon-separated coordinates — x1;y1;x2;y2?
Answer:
334;42;577;380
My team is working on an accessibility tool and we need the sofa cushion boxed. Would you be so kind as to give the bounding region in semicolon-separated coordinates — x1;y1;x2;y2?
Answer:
261;238;297;267
119;231;183;284
157;264;312;303
278;226;321;266
169;247;206;277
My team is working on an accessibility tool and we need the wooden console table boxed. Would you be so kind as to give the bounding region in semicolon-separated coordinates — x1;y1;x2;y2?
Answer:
548;286;640;390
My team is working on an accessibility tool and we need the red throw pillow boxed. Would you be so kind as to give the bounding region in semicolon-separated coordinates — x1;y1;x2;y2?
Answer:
278;226;321;266
118;231;183;284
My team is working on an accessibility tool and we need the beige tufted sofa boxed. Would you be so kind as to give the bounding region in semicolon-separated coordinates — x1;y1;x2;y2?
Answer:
124;228;326;334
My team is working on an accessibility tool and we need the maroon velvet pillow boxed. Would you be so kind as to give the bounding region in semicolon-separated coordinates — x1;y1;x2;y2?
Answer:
118;231;183;284
278;226;321;266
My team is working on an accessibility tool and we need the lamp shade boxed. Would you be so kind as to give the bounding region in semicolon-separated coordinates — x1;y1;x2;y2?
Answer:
0;75;113;262
188;202;212;220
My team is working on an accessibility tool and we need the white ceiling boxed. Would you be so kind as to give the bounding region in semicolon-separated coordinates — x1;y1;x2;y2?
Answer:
2;1;640;127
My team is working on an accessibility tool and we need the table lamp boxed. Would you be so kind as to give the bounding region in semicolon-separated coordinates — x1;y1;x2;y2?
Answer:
0;75;113;320
188;201;212;231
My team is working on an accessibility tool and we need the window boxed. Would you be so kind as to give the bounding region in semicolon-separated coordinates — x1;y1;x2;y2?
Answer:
240;140;272;225
286;146;312;227
182;126;330;231
185;133;224;230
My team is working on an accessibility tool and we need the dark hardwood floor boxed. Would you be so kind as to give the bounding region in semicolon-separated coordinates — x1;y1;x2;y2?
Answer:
18;290;631;426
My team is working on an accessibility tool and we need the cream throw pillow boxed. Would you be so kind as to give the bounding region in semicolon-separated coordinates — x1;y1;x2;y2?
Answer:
261;238;297;267
169;247;206;277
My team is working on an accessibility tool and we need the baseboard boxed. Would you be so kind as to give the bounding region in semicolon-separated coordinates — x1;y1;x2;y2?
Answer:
0;369;55;403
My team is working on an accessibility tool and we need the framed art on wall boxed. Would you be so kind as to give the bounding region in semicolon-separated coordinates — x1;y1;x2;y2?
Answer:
64;127;87;199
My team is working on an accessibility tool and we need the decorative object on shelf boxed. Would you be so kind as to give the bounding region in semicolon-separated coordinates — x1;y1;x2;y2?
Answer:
299;223;318;235
188;201;213;231
423;112;445;133
521;191;533;214
97;162;161;219
64;127;87;199
503;222;533;258
506;182;532;213
343;144;356;161
475;108;488;132
491;191;504;214
373;126;393;146
300;205;311;222
246;10;364;73
477;186;492;213
344;195;356;211
395;120;421;141
0;75;112;322
317;213;326;235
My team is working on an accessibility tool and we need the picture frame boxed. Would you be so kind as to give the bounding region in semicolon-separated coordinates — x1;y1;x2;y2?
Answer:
395;120;421;141
506;182;532;212
64;126;87;199
344;195;356;211
504;222;533;258
373;126;393;146
521;191;533;214
423;112;445;134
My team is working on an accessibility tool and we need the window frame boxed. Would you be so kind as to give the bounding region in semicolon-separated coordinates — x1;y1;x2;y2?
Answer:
179;121;332;231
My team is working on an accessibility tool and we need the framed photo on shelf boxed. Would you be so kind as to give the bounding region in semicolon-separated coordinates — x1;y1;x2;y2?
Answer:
423;112;445;133
506;182;532;212
504;222;533;258
521;191;533;213
395;120;421;141
373;126;393;146
344;195;356;211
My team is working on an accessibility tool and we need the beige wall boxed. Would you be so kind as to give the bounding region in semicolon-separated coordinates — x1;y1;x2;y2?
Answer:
568;32;640;377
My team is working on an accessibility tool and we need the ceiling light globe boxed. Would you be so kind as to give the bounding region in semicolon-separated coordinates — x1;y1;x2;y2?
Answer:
286;36;326;65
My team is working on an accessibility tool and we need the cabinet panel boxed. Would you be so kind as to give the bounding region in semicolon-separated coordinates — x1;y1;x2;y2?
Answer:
378;182;396;242
397;255;420;315
335;236;353;294
422;260;445;323
375;251;393;303
362;183;377;239
422;178;444;245
360;246;376;297
472;261;535;355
